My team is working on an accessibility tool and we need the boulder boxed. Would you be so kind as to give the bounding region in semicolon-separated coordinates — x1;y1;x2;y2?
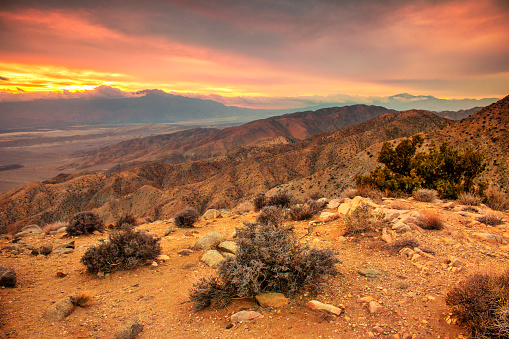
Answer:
39;243;53;255
21;225;44;234
327;199;342;209
202;209;222;220
193;232;225;250
111;316;143;339
368;300;384;314
201;250;224;268
307;300;342;315
317;212;339;222
53;241;75;254
473;232;508;244
218;241;237;254
255;293;289;308
0;265;16;287
231;310;264;324
43;296;76;321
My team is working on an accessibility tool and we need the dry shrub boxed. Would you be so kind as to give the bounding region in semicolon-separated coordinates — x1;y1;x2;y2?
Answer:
256;206;283;226
485;186;509;211
342;187;384;202
81;228;161;273
67;211;104;236
446;270;509;339
174;207;200;228
112;214;136;229
42;221;68;234
232;201;255;215
189;222;339;310
477;214;504;226
253;194;267;212
344;204;388;235
74;290;94;307
413;189;438;202
289;199;324;221
267;189;295;208
386;237;420;253
416;212;444;230
462;206;479;213
458;192;481;206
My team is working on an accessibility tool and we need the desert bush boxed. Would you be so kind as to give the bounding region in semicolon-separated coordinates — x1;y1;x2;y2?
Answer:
289;199;323;221
232;201;255;215
413;189;438;202
81;228;161;273
458;192;481;206
416;212;443;230
74;290;94;307
385;237;420;253
267;189;295;208
113;214;136;230
485;186;509;211
342;187;385;202
256;206;284;226
344;204;388;235
477;214;504;226
67;211;105;236
42;221;68;234
189;222;339;310
462;206;479;213
174;207;200;228
253;194;267;212
356;135;486;199
446;270;509;339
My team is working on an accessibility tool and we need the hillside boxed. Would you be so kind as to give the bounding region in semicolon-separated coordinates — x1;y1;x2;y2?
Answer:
65;105;396;170
0;109;452;232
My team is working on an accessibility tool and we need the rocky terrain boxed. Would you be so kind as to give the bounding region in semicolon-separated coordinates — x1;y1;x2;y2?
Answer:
0;194;508;338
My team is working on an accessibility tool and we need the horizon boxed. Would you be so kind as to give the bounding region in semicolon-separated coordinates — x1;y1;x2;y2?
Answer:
1;0;508;109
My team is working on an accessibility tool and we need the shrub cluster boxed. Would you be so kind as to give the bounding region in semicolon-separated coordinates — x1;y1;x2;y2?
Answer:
67;211;105;236
356;135;486;199
342;187;385;202
113;214;136;229
416;212;444;230
344;204;388;235
42;221;68;234
81;228;161;273
485;186;509;211
253;189;296;211
288;199;324;221
413;189;438;202
446;270;509;339
458;192;481;206
256;206;284;225
174;207;200;228
189;221;339;310
477;214;504;226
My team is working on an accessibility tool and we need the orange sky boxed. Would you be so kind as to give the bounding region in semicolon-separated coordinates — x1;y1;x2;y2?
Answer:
0;0;508;107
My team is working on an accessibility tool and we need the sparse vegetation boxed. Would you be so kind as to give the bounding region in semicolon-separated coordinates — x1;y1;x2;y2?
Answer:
477;214;504;226
289;199;324;221
342;187;384;202
113;214;136;229
42;221;68;234
416;212;444;230
256;206;284;225
232;201;255;214
458;192;481;206
189;221;339;310
66;211;105;236
485;186;509;211
413;189;438;202
81;228;161;274
266;189;295;208
446;270;509;339
253;194;267;212
356;135;486;199
74;290;94;307
344;204;388;235
385;237;420;253
174;207;200;228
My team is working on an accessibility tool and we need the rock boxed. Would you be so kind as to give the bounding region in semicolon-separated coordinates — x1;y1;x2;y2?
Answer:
231;310;264;324
2;244;21;253
447;255;466;268
359;267;383;278
164;223;176;236
177;249;193;256
373;325;384;334
0;265;16;287
111;316;143;339
474;232;508;244
201;250;224;268
255;293;289;308
21;225;44;234
43;296;76;321
156;254;170;262
381;228;392;243
307;300;342;315
218;241;237;254
392;220;412;233
39;243;53;255
327;199;341;209
368;300;384;314
193;232;225;250
53;241;75;254
317;212;339;222
202;209;222;220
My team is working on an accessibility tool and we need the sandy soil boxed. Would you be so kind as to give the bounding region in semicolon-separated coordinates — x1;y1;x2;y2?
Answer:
1;198;508;339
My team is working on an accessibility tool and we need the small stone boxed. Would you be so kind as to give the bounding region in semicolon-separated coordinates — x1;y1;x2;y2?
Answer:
368;300;384;314
193;232;225;250
255;293;289;308
0;265;16;287
373;325;384;333
177;249;193;256
474;232;508;244
56;271;67;278
306;300;342;315
327;199;341;209
317;212;339;222
202;209;222;220
21;225;44;234
151;261;158;267
447;255;466;267
200;250;224;268
43;296;76;321
2;244;21;253
164;224;176;236
156;254;170;262
218;241;237;254
39;243;53;255
231;310;264;324
111;316;143;339
359;267;383;278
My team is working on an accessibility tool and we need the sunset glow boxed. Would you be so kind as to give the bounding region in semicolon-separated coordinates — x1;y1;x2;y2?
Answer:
1;0;508;107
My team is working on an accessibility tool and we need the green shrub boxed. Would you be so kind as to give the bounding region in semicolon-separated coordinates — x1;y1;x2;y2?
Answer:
174;207;200;228
81;228;161;273
413;189;438;202
189;222;339;310
356;135;486;199
67;211;104;236
446;270;509;338
344;204;388;235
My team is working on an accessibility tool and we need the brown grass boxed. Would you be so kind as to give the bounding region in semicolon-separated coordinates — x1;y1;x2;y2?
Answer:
457;192;481;206
74;290;94;307
477;214;504;226
485;186;509;211
416;212;444;230
413;189;438;202
42;221;67;234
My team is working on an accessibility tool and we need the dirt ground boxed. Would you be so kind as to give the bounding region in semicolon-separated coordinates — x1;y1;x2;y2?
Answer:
1;198;508;339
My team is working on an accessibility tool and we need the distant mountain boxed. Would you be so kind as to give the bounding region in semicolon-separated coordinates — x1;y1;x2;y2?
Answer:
65;105;396;170
435;107;483;120
0;108;453;233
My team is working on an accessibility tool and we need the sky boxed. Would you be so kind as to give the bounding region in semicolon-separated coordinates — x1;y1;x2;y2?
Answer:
0;0;508;108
